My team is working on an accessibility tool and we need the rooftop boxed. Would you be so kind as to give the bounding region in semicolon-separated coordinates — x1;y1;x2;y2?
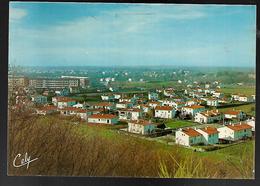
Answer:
182;128;202;137
155;105;173;111
227;123;252;131
88;114;117;119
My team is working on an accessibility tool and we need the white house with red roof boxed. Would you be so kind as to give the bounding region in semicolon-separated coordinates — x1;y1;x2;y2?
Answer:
182;105;205;116
128;120;156;135
148;92;159;101
206;98;219;107
175;128;203;146
52;96;77;108
212;91;224;98
59;107;88;120
87;114;118;124
116;101;133;109
36;105;58;115
101;94;115;101
196;127;219;144
148;101;162;109
92;102;115;110
194;110;223;124
223;110;245;120
238;95;254;102
154;106;175;119
118;108;142;121
217;123;252;141
135;104;151;113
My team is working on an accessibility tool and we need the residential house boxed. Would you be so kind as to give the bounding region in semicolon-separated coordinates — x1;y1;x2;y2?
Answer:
55;88;70;96
86;108;103;116
32;95;48;104
148;92;159;101
128;120;156;135
182;105;205;117
36;105;58;115
238;95;253;102
212;91;224;98
116;101;133;109
196;127;219;144
206;98;219;107
175;128;203;146
148;101;162;109
244;117;255;132
163;89;175;97
101;94;115;101
92;102;115;111
135;104;151;113
87;114;118;124
52;97;77;108
118;108;142;120
224;110;245;120
231;94;240;101
185;99;201;106
59;107;88;120
195;110;223;124
154;106;175;119
217;123;252;141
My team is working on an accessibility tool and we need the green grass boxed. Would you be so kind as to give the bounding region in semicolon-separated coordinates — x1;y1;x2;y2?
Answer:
218;103;255;116
221;86;255;96
166;120;198;129
111;81;185;89
71;117;254;178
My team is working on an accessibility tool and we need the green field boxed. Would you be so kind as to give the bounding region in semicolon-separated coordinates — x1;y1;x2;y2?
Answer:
221;86;255;96
10;112;254;178
218;103;255;116
165;120;198;129
76;122;254;178
111;81;185;89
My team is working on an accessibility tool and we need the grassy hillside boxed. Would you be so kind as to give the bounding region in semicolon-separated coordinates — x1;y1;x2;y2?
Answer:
8;111;254;178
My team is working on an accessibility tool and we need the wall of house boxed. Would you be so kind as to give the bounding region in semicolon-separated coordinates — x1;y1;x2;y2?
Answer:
234;129;252;140
155;110;174;119
88;118;112;124
175;131;189;146
217;127;234;140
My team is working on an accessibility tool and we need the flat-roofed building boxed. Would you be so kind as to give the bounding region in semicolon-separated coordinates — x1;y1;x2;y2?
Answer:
29;78;80;89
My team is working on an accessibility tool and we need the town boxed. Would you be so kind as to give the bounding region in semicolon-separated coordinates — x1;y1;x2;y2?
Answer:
8;66;255;151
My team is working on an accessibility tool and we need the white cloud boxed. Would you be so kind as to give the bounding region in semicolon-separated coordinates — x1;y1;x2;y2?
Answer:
9;7;27;21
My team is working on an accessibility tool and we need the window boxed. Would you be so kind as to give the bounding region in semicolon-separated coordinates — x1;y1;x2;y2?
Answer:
107;120;109;124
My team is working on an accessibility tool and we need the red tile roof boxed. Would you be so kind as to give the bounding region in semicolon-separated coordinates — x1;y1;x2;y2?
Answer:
148;101;161;105
94;102;113;107
183;105;205;109
155;106;173;111
224;110;241;115
200;127;219;135
88;114;117;119
182;128;202;137
200;110;222;117
227;123;252;131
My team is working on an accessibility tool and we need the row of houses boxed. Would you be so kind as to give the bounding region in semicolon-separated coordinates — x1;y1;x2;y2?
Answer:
176;123;253;146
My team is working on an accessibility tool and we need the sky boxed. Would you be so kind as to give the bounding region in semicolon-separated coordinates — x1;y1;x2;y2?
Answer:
9;2;256;67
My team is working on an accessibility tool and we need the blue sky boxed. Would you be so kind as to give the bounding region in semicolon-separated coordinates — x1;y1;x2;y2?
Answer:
9;2;256;67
